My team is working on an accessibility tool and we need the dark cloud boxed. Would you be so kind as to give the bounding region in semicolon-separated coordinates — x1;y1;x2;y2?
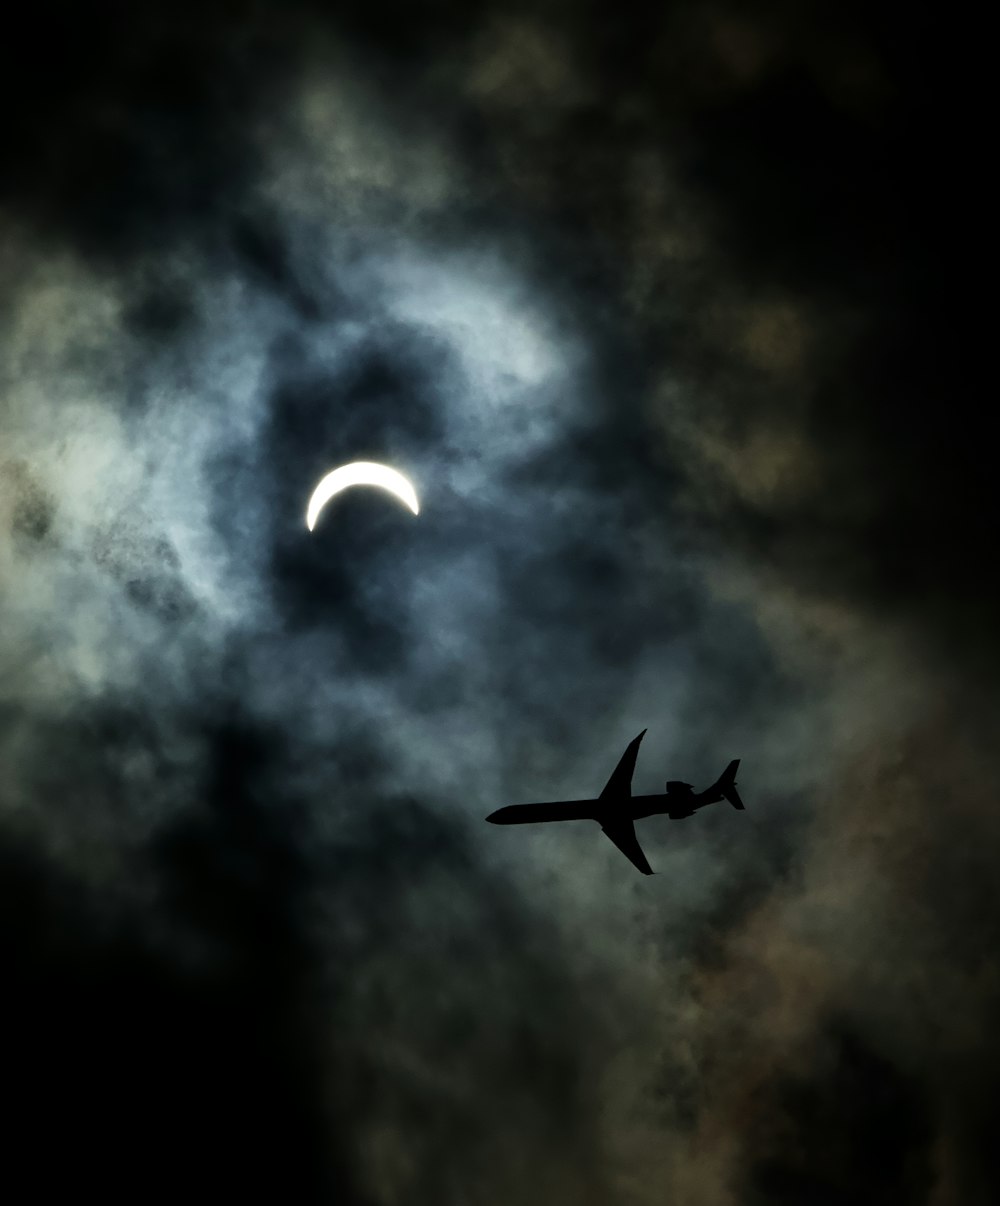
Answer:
1;2;994;1204
745;1021;933;1206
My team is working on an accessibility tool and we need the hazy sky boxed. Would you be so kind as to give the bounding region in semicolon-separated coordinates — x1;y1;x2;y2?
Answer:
1;4;993;1204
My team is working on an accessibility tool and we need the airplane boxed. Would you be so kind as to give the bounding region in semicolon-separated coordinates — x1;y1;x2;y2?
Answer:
485;730;744;875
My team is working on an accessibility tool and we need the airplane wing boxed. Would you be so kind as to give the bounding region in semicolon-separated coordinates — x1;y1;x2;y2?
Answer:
599;729;647;800
600;819;654;875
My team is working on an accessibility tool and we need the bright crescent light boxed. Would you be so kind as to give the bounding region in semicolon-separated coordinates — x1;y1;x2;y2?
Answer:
306;462;420;530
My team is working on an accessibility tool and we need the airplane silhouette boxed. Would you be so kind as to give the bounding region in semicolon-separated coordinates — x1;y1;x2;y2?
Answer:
486;730;744;875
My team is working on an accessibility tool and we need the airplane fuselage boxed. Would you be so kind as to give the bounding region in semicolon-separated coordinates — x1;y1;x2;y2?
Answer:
486;789;725;826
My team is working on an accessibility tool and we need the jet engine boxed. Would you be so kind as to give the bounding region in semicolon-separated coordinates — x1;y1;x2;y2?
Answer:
665;780;693;794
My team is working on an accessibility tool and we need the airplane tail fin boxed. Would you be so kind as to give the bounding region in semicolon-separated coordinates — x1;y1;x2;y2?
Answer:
716;759;745;809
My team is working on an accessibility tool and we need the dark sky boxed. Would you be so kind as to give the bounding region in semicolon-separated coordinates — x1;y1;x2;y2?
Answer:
0;3;993;1203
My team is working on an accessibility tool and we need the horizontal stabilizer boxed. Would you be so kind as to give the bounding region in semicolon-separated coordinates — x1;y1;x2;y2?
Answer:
717;759;745;809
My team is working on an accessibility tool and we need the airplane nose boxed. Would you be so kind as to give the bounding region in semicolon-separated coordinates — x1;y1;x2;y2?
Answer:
485;808;507;823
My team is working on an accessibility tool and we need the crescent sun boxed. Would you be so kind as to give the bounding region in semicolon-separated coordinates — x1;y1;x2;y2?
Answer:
305;462;420;531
